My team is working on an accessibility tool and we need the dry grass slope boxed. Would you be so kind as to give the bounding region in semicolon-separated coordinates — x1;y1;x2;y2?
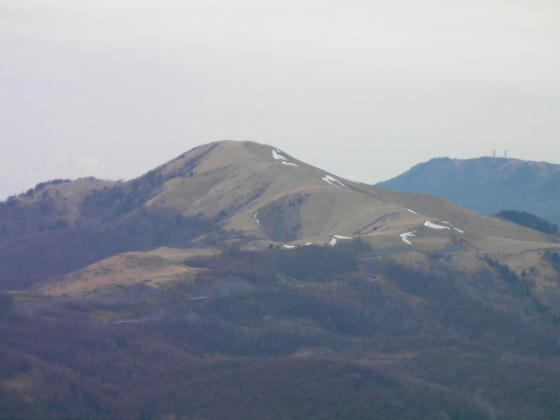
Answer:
36;247;216;296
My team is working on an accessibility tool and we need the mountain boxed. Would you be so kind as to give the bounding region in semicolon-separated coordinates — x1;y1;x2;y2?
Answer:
377;156;560;225
3;141;560;419
1;141;555;290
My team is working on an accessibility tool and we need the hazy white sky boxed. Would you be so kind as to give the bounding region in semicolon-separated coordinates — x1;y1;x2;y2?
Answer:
1;0;559;198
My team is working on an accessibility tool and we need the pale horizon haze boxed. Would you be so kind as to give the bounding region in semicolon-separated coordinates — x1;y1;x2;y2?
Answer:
1;0;559;199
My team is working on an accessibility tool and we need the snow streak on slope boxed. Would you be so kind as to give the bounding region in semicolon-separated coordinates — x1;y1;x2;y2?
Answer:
273;149;298;167
424;221;451;230
328;235;352;246
424;220;464;234
442;221;464;234
272;149;287;161
322;175;348;189
400;231;416;245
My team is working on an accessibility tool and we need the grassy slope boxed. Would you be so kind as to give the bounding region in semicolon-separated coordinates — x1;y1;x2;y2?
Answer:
34;247;216;296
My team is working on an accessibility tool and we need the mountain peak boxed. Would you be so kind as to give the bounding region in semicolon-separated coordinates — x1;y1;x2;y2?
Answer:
146;140;361;232
158;140;297;178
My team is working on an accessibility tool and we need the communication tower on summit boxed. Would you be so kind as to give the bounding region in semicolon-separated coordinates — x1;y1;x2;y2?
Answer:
492;150;496;158
505;150;508;158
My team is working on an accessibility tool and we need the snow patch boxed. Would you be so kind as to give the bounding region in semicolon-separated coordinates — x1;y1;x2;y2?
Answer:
272;149;299;167
253;211;260;225
304;242;314;246
400;231;416;246
282;161;298;167
272;149;287;161
407;208;417;214
333;235;352;240
424;221;451;230
442;221;464;234
282;244;297;249
321;174;348;189
328;235;352;247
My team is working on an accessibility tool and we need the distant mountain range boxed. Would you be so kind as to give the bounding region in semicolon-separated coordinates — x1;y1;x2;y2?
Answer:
377;156;560;225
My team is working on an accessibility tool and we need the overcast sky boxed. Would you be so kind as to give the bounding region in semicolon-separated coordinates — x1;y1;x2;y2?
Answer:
1;0;559;199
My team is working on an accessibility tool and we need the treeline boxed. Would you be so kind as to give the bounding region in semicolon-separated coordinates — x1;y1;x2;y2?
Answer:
0;209;217;290
80;171;165;220
186;240;370;284
495;210;558;234
482;256;534;297
80;143;218;221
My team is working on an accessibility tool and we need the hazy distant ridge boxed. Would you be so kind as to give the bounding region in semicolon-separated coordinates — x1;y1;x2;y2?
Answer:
377;156;560;225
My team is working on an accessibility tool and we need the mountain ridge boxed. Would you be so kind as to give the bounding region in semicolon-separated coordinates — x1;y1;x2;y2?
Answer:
1;140;558;292
377;155;560;225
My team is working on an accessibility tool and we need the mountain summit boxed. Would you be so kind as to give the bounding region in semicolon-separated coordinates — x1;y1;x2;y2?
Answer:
134;141;553;246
